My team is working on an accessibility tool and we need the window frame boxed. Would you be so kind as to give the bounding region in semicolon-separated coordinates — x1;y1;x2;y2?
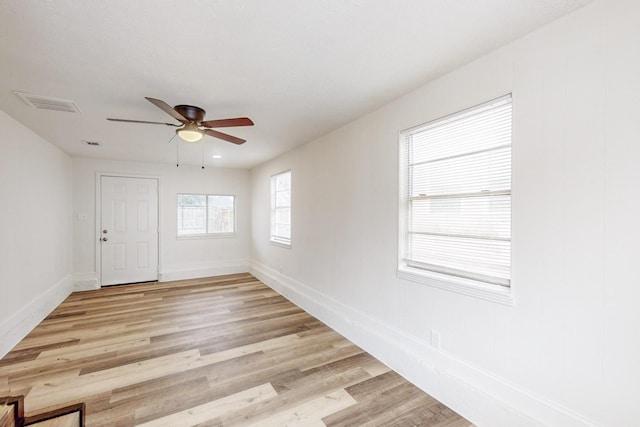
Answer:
270;170;292;247
176;193;236;239
397;95;514;305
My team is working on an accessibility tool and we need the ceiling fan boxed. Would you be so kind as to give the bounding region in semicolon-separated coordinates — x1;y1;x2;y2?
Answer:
107;97;254;144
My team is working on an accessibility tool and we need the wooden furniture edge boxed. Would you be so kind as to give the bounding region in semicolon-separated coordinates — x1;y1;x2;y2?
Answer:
23;403;85;427
0;395;25;427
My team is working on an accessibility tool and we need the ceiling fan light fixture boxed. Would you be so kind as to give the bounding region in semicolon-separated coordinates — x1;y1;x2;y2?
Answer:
176;123;204;142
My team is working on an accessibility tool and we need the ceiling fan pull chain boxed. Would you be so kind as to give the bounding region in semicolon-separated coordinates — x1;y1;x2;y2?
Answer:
201;142;205;169
176;138;180;167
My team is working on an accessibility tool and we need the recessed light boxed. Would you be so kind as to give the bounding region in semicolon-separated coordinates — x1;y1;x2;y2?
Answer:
212;154;222;159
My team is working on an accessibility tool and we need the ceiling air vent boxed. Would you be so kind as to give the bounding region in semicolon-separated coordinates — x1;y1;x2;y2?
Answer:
13;91;80;113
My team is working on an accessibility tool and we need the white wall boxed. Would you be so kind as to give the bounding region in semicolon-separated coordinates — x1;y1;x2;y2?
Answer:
249;1;640;426
0;110;73;357
73;158;251;287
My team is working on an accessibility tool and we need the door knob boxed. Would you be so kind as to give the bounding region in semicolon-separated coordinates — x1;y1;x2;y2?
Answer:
101;237;108;242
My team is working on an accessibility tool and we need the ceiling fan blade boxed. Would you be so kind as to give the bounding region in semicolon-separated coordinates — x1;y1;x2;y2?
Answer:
201;117;254;128
145;97;187;122
107;118;180;126
204;129;246;145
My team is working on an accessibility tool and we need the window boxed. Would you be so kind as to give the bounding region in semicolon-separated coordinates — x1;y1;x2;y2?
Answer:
177;194;235;236
271;170;291;246
399;95;512;296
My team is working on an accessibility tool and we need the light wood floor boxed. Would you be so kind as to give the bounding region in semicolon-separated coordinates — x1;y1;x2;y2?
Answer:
0;273;474;426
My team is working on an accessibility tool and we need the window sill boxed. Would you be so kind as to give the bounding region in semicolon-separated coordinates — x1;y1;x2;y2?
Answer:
177;233;236;240
270;240;291;249
397;264;514;306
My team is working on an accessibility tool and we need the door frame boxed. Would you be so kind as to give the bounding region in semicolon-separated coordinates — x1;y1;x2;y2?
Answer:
95;172;162;287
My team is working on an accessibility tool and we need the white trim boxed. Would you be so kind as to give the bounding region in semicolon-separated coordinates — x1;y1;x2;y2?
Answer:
95;172;162;287
159;259;249;282
249;260;601;427
72;272;99;291
401;94;513;135
0;274;73;359
397;264;514;306
177;233;236;240
269;240;292;249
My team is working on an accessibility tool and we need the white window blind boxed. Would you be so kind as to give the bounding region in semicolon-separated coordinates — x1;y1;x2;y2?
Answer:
271;170;291;245
400;95;512;287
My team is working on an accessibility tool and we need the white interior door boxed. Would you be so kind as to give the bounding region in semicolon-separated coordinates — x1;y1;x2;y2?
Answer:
100;176;159;286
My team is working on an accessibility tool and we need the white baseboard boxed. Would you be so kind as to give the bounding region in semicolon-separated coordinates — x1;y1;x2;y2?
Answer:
249;260;601;427
72;260;250;289
72;272;99;291
159;259;249;282
0;274;74;359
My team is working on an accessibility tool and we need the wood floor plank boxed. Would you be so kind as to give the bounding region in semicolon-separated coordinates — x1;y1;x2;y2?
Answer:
0;273;473;426
25;349;196;407
135;383;277;427
242;389;357;427
218;366;370;426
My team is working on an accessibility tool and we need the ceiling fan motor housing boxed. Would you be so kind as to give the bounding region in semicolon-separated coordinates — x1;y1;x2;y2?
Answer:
174;105;206;123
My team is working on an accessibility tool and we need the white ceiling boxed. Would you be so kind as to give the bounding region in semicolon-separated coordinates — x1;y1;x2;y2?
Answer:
0;0;592;169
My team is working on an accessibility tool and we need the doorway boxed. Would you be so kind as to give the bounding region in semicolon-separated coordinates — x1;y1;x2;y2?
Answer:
99;175;159;286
